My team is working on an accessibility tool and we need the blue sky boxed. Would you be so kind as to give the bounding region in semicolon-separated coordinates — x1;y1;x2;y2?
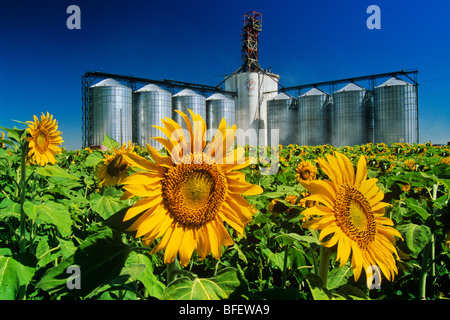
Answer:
1;0;449;150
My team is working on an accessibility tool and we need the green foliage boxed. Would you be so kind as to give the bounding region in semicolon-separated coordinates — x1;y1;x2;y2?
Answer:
0;252;36;299
162;267;243;300
0;126;449;300
89;187;131;220
397;223;432;258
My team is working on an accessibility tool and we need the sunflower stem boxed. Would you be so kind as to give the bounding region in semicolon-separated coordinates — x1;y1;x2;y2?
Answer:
281;244;290;288
419;183;438;299
419;232;436;300
318;246;331;288
419;240;431;300
167;258;180;284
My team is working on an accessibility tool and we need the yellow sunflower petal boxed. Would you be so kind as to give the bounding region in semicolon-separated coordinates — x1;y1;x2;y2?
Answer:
121;171;164;186
337;235;352;267
355;155;368;187
178;227;196;267
323;154;343;185
175;110;194;149
134;210;166;238
150;223;175;256
122;152;166;173
318;225;340;242
122;183;161;198
335;152;355;185
142;213;174;245
227;173;263;195
146;143;173;166
163;222;184;264
301;180;336;204
124;195;161;221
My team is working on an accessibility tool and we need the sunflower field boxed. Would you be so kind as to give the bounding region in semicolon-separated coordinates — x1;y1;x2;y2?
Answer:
0;113;449;301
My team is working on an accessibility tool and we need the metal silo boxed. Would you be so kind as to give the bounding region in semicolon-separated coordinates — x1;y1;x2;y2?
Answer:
374;77;418;144
88;78;132;146
331;83;372;147
297;88;330;146
267;92;297;146
206;93;235;140
133;84;172;149
224;71;279;146
172;89;206;129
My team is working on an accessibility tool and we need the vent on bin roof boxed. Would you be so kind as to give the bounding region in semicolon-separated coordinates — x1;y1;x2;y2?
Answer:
300;88;328;96
335;83;365;92
135;83;169;92
206;93;233;100
90;78;127;88
376;77;413;87
272;92;292;100
174;88;202;96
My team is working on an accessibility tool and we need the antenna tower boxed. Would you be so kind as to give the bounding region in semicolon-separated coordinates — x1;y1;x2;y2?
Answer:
241;11;262;72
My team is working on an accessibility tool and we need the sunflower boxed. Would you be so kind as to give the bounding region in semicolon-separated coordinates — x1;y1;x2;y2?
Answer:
301;152;402;282
299;192;316;209
285;194;298;205
401;183;411;193
267;199;288;217
441;157;450;165
120;110;262;266
296;160;317;183
96;142;136;187
404;159;416;171
25;112;63;166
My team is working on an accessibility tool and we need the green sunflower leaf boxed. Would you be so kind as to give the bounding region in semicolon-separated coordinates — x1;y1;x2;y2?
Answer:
102;134;120;151
261;248;285;270
125;251;165;299
162;267;242;300
90;187;128;220
37;228;131;298
327;265;353;290
0;253;36;300
397;223;432;258
34;201;73;237
84;150;103;167
35;164;79;181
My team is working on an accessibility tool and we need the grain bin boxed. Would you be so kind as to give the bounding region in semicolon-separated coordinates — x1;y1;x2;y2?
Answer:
267;92;297;146
172;89;206;129
374;77;418;144
332;83;372;147
88;78;132;146
133;84;172;149
297;88;330;146
206;93;235;140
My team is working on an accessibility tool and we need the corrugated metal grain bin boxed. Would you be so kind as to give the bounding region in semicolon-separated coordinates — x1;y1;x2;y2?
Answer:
133;84;172;149
332;83;372;147
88;78;132;146
297;88;330;146
267;92;297;146
374;77;418;144
172;89;206;130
